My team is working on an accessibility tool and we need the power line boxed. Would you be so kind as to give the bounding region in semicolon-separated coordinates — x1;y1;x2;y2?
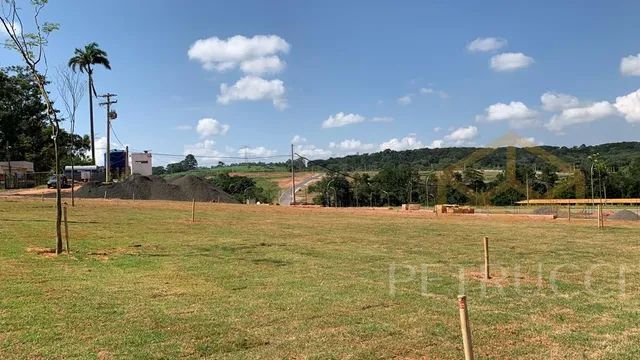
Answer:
110;124;126;149
139;151;290;160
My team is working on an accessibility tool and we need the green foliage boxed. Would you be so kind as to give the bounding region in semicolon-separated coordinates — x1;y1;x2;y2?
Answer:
491;187;526;206
0;66;90;171
210;172;273;203
166;154;198;174
152;166;166;176
68;42;111;73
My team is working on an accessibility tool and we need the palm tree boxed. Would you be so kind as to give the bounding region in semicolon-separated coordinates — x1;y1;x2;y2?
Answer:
68;43;111;164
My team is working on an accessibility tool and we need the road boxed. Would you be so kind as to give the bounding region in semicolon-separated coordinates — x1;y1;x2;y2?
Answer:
279;173;323;205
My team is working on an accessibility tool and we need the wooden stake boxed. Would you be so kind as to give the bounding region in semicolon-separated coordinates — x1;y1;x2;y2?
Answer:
483;237;490;280
104;190;107;200
458;295;474;360
568;205;571;222
597;204;603;229
63;204;70;254
191;198;196;223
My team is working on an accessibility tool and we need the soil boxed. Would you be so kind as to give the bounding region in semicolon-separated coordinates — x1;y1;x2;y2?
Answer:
74;174;238;203
609;209;640;221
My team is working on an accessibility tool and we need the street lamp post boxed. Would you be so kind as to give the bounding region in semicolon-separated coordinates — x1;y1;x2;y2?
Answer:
325;179;335;207
382;190;390;207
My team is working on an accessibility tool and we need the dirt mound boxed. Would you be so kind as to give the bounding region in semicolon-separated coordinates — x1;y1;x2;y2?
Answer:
608;210;640;221
533;206;557;215
169;175;237;203
75;174;238;203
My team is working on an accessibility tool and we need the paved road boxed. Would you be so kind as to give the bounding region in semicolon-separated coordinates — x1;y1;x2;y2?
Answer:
279;173;323;205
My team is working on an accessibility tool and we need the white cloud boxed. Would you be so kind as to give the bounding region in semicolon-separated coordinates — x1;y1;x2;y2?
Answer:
620;54;640;76
240;146;277;158
429;126;479;148
371;116;394;123
175;125;192;131
329;139;374;152
467;37;507;53
187;35;289;73
430;139;444;148
476;101;538;128
291;135;307;144
239;55;285;75
397;94;413;105
0;21;21;37
379;134;424;151
94;136;108;166
540;92;580;112
545;101;618;132
614;88;640;122
295;144;332;159
322;112;365;128
184;140;228;165
443;126;478;145
217;76;287;110
490;52;534;72
196;118;230;138
433;127;442;132
420;87;449;99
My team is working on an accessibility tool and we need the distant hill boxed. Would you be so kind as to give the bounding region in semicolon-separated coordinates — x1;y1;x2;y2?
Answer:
309;142;640;172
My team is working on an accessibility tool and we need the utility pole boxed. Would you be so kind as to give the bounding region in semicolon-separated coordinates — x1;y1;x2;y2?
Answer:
99;93;117;183
125;145;129;178
526;171;530;205
5;141;11;189
291;144;296;205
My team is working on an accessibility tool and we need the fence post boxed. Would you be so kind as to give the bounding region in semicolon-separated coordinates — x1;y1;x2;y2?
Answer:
191;198;196;223
63;203;70;254
597;204;603;229
458;295;474;360
483;237;490;280
568;205;571;222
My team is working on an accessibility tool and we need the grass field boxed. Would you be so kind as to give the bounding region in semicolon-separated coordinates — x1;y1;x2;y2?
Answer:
1;198;639;359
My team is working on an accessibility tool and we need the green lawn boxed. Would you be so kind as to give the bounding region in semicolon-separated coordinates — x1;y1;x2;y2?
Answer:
1;199;639;359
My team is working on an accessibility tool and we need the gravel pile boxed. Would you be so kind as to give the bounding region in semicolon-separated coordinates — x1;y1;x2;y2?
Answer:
169;175;237;203
75;174;238;203
608;209;640;221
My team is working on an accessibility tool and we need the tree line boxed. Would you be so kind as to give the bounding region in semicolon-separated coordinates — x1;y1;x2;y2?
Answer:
307;156;640;207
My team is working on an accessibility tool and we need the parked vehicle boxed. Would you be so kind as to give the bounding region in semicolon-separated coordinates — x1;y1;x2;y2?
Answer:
46;175;69;189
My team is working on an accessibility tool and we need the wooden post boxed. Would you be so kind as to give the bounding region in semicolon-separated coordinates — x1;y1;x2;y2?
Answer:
63;204;70;254
483;237;490;280
191;198;196;223
597;204;602;229
458;295;474;360
568;205;571;222
41;191;44;202
132;191;135;202
104;190;107;200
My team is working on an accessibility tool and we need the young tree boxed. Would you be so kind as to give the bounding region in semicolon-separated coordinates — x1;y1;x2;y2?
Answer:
1;0;63;253
56;67;85;206
67;42;111;164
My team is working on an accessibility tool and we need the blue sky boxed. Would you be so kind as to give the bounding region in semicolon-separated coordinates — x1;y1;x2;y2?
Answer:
1;0;640;165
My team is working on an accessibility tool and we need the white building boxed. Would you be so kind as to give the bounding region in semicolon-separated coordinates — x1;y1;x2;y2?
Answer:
130;152;152;176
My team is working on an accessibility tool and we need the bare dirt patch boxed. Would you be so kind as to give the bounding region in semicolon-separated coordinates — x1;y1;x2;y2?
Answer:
25;247;57;258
